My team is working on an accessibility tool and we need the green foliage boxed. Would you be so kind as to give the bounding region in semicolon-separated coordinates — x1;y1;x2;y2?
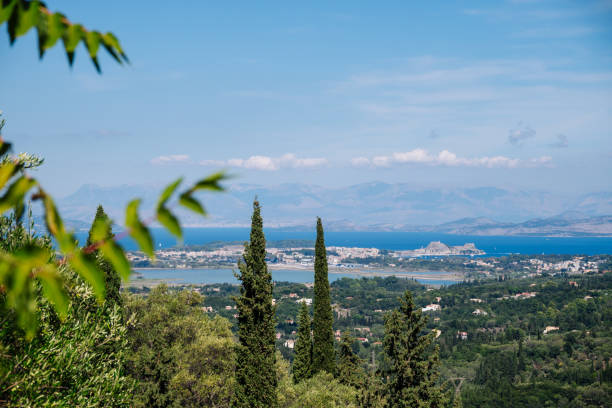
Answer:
0;212;67;339
278;355;359;408
233;199;277;407
292;372;360;407
86;205;122;306
275;351;295;408
0;129;227;336
156;178;183;240
1;287;134;407
382;290;447;408
0;153;43;170
461;380;612;408
197;271;612;407
474;350;519;387
0;220;134;407
125;199;155;258
359;374;388;408
124;285;235;407
312;217;335;375
1;0;128;72
292;301;312;384
336;331;366;389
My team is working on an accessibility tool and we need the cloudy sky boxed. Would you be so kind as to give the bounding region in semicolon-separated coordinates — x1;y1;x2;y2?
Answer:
1;0;611;196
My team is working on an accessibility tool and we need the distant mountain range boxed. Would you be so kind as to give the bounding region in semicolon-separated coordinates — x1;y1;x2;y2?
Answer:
407;214;612;237
33;182;612;236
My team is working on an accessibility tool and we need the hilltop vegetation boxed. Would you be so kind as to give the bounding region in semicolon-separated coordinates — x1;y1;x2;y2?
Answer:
187;273;612;407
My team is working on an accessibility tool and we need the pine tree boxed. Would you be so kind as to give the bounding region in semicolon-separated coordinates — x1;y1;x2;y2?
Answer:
233;199;277;407
312;217;335;374
382;290;447;408
86;205;121;306
292;301;313;384
336;331;365;388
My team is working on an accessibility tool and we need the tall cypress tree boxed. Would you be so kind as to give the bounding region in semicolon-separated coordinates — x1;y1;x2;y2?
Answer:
292;301;312;384
86;205;121;306
382;290;446;408
233;199;277;407
312;217;335;374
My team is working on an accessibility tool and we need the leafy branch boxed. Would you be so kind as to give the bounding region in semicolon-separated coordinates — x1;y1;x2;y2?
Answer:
1;0;128;72
0;136;227;338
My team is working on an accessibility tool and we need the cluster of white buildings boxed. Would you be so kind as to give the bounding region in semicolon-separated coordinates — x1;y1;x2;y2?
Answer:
327;246;380;265
529;257;599;274
498;291;538;301
269;246;381;268
127;245;244;267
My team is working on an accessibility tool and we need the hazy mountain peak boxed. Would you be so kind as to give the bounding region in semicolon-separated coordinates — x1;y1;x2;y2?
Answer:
39;181;612;235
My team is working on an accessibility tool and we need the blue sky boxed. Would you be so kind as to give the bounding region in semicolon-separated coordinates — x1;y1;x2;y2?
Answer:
1;0;611;197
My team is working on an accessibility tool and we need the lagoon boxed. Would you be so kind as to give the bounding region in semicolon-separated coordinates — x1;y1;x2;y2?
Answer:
133;268;459;286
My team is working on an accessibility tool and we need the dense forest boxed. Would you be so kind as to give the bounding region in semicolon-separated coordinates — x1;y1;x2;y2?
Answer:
132;272;612;407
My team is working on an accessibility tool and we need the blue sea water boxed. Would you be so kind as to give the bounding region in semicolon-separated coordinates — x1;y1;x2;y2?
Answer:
92;228;611;286
134;268;458;287
78;228;612;255
76;228;612;285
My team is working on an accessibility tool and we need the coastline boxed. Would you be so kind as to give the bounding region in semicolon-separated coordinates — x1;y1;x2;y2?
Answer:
131;264;463;282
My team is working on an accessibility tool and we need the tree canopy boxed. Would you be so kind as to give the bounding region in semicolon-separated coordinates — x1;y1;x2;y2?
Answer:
1;0;128;72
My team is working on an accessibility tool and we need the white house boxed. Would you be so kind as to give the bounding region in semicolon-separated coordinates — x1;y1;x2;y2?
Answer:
543;326;559;335
422;304;441;312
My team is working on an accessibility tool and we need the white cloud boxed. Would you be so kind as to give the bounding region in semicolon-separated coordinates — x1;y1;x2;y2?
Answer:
526;156;553;167
392;149;434;164
277;153;328;169
355;148;550;169
372;156;391;167
150;154;190;165
350;157;371;167
228;156;278;171
199;153;328;171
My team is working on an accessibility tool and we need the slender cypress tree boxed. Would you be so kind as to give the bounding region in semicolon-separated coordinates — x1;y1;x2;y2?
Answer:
86;205;121;306
86;205;112;247
292;301;313;384
382;290;447;408
312;217;335;374
336;331;365;389
233;199;277;407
